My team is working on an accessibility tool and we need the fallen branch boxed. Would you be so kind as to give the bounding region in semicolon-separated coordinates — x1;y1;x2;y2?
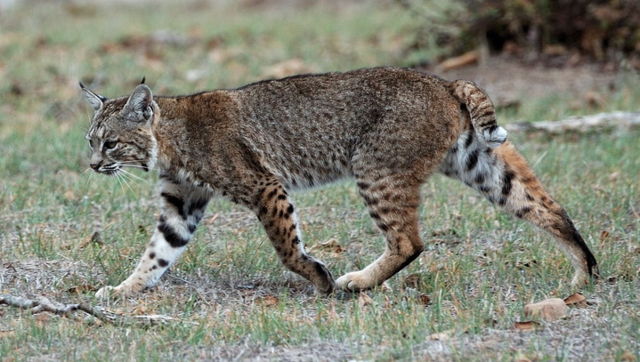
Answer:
505;111;640;134
0;294;185;325
0;294;114;323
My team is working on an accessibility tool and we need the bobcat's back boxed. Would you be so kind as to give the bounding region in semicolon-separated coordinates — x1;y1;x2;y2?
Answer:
228;67;466;189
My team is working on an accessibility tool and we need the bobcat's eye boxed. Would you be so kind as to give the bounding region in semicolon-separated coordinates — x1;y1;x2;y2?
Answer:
103;140;117;150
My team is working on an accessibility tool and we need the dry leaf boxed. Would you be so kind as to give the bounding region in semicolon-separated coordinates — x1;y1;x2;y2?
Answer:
132;305;149;315
600;230;610;242
358;292;373;307
608;172;620;182
0;330;15;338
402;273;421;289
620;351;637;362
429;329;453;341
513;352;533;362
417;294;431;306
563;293;587;308
66;284;97;294
584;91;605;108
256;295;279;307
514;321;541;331
309;239;344;255
76;231;102;250
34;312;52;324
63;190;76;201
524;298;568;321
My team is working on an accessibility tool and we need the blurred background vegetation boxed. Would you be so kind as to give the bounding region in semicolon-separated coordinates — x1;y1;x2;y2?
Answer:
400;0;640;68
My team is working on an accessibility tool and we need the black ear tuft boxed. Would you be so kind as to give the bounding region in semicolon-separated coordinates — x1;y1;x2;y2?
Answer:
80;83;106;111
140;76;146;85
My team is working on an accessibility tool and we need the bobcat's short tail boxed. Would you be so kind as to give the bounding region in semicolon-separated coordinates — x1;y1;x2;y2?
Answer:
449;80;507;148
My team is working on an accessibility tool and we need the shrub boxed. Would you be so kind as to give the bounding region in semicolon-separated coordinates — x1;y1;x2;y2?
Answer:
399;0;640;67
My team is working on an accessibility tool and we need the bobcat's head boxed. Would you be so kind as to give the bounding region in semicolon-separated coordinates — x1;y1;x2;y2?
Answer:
81;83;158;175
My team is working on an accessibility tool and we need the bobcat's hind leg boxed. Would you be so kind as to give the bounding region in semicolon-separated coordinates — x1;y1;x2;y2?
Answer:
440;133;598;286
252;177;334;295
336;175;424;291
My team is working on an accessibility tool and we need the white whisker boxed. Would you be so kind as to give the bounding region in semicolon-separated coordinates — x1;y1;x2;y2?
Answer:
119;168;149;184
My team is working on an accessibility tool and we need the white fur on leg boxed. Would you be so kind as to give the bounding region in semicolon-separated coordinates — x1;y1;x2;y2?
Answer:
482;126;508;148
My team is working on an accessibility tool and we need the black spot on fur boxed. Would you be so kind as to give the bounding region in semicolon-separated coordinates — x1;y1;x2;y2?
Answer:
277;194;286;200
357;182;370;190
287;204;294;214
378;223;389;232
475;173;485;184
466;149;479;171
161;192;186;219
363;195;378;207
525;193;534;201
267;189;278;200
515;207;532;218
158;222;189;248
464;131;474;148
158;259;169;267
369;211;380;219
188;198;209;215
149;252;155;259
501;169;515;196
292;236;300;244
188;223;196;233
479;186;491;193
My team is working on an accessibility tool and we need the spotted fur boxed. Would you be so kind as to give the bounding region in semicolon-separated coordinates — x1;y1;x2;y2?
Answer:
80;66;596;298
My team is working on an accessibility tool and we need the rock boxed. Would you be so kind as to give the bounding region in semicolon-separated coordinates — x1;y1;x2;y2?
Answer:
524;298;568;321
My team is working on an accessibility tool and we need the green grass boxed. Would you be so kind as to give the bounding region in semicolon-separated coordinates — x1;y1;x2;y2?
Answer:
1;1;639;360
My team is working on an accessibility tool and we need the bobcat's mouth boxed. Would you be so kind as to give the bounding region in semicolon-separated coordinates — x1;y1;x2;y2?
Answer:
97;163;120;176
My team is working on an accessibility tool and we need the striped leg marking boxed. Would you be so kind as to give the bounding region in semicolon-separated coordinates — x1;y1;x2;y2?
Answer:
96;180;210;298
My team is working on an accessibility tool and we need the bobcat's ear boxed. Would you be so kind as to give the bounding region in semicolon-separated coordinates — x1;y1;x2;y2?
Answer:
79;82;106;111
122;84;154;123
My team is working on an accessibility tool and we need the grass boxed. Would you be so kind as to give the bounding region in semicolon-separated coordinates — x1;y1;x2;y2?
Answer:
1;1;639;360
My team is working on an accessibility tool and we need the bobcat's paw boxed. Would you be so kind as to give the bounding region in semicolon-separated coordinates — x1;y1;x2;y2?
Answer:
336;271;375;291
95;285;118;299
95;285;138;299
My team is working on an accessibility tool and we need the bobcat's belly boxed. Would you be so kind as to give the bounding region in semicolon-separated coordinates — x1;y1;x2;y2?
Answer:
273;151;352;191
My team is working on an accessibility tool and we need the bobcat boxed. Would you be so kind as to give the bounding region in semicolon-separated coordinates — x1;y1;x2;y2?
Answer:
80;67;598;298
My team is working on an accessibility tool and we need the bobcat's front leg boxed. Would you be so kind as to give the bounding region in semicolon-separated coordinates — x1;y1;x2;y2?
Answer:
96;178;211;298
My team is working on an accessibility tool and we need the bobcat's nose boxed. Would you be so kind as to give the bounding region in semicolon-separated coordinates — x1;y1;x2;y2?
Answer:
90;161;102;171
